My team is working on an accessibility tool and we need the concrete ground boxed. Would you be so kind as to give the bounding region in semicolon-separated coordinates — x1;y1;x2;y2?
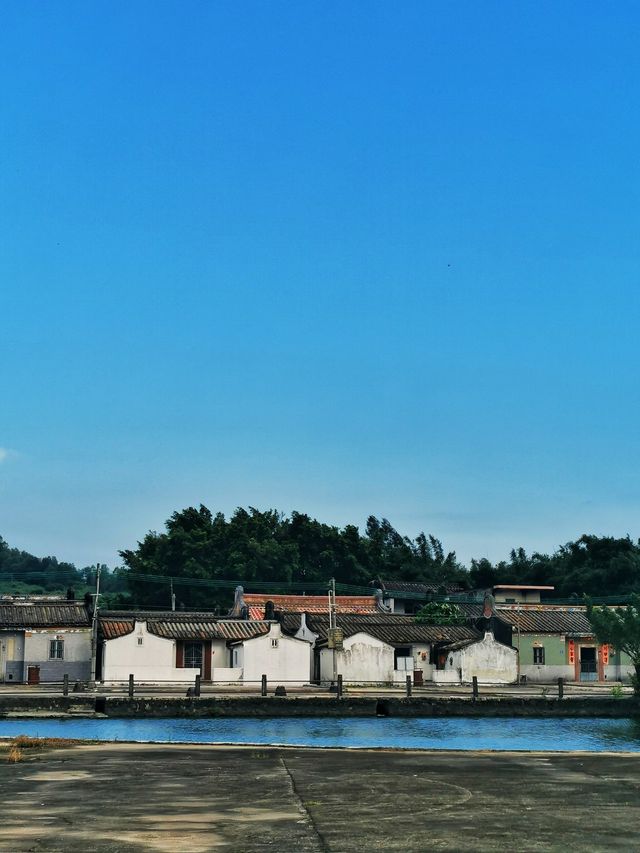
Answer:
1;744;639;852
0;681;633;700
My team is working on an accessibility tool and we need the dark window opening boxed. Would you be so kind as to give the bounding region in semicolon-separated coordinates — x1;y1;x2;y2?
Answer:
533;647;545;665
49;639;64;660
184;642;203;670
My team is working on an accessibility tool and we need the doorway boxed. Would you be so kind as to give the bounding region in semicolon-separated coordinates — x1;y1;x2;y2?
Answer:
579;646;597;681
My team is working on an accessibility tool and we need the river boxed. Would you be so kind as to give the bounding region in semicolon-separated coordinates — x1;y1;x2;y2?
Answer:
2;716;640;750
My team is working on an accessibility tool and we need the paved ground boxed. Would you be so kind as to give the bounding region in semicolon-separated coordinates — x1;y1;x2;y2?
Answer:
0;681;632;700
1;743;639;852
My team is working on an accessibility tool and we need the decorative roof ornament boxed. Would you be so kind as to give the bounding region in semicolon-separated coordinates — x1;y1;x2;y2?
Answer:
374;589;392;613
228;585;249;620
482;591;496;618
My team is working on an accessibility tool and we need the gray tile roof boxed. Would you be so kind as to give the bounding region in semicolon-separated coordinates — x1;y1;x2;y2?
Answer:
0;602;91;629
497;607;593;634
374;580;463;594
281;613;480;646
99;612;273;642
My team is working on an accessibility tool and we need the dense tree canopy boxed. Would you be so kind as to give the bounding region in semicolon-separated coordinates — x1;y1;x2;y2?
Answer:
587;595;640;693
470;535;640;598
118;506;466;609
3;510;640;610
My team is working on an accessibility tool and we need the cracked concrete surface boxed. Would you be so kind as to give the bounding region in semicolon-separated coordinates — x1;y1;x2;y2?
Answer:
1;744;639;851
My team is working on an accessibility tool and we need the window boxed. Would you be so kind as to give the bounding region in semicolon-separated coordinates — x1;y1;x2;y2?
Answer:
533;646;545;665
137;637;144;646
49;639;64;660
184;642;203;669
271;639;279;649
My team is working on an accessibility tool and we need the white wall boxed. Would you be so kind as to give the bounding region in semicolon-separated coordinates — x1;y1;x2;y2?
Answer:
606;664;635;682
102;621;199;683
242;623;311;684
520;664;574;684
448;633;518;684
212;667;242;682
411;643;432;681
433;670;460;683
211;639;228;670
319;632;394;684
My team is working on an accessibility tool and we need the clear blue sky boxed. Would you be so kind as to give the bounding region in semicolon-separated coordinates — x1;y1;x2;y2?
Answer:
2;3;639;569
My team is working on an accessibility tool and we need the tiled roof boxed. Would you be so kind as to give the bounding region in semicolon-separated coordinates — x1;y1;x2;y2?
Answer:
0;602;91;629
496;606;593;634
374;580;463;594
244;594;377;620
99;613;272;642
100;619;135;640
149;620;271;641
281;612;480;646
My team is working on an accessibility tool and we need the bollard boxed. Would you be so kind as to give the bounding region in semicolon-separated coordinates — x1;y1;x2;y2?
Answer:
337;674;343;699
261;674;267;697
558;677;564;700
472;676;479;699
195;674;201;697
406;675;412;697
63;674;69;697
128;674;134;698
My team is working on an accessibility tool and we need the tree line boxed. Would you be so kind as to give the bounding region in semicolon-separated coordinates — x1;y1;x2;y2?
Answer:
3;506;640;609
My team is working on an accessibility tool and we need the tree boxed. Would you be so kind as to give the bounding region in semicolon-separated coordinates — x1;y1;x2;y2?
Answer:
415;601;465;625
586;595;640;694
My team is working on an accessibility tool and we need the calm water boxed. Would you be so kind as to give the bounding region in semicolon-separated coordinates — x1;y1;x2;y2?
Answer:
1;716;640;751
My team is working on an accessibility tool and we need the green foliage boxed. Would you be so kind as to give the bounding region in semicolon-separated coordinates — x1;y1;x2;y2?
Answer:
119;506;466;609
610;684;624;699
586;594;640;695
415;602;465;625
470;535;640;598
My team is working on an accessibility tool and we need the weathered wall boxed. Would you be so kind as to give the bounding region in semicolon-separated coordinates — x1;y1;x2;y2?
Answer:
521;664;574;683
2;693;639;719
517;634;567;667
242;624;311;684
320;633;394;683
23;629;91;682
102;621;199;683
449;633;517;684
0;632;24;682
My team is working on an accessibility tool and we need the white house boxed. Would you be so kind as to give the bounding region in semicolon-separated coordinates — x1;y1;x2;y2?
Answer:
229;623;312;685
281;613;483;686
101;619;200;683
0;599;92;684
99;612;313;685
437;631;518;684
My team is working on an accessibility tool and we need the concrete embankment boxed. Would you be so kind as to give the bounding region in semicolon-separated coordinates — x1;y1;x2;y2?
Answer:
1;693;639;718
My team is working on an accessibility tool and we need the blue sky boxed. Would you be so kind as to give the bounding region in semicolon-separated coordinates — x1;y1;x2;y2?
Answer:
1;3;639;569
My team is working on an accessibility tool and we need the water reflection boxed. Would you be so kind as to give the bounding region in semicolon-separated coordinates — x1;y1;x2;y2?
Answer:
0;716;639;752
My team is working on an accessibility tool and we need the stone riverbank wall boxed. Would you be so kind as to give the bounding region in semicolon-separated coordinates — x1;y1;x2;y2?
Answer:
1;694;639;718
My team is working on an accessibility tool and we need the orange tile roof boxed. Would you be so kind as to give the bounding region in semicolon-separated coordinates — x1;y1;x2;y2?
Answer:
244;593;377;620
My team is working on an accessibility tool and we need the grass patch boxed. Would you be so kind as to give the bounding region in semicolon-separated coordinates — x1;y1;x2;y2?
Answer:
2;735;85;760
7;744;23;762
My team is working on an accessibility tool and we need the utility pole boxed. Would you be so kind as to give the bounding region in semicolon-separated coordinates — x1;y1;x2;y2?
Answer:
170;579;176;612
516;606;521;683
329;578;337;686
90;564;102;687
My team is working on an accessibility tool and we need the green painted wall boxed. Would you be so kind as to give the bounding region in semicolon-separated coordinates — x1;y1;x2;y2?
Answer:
517;634;567;666
518;636;632;667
